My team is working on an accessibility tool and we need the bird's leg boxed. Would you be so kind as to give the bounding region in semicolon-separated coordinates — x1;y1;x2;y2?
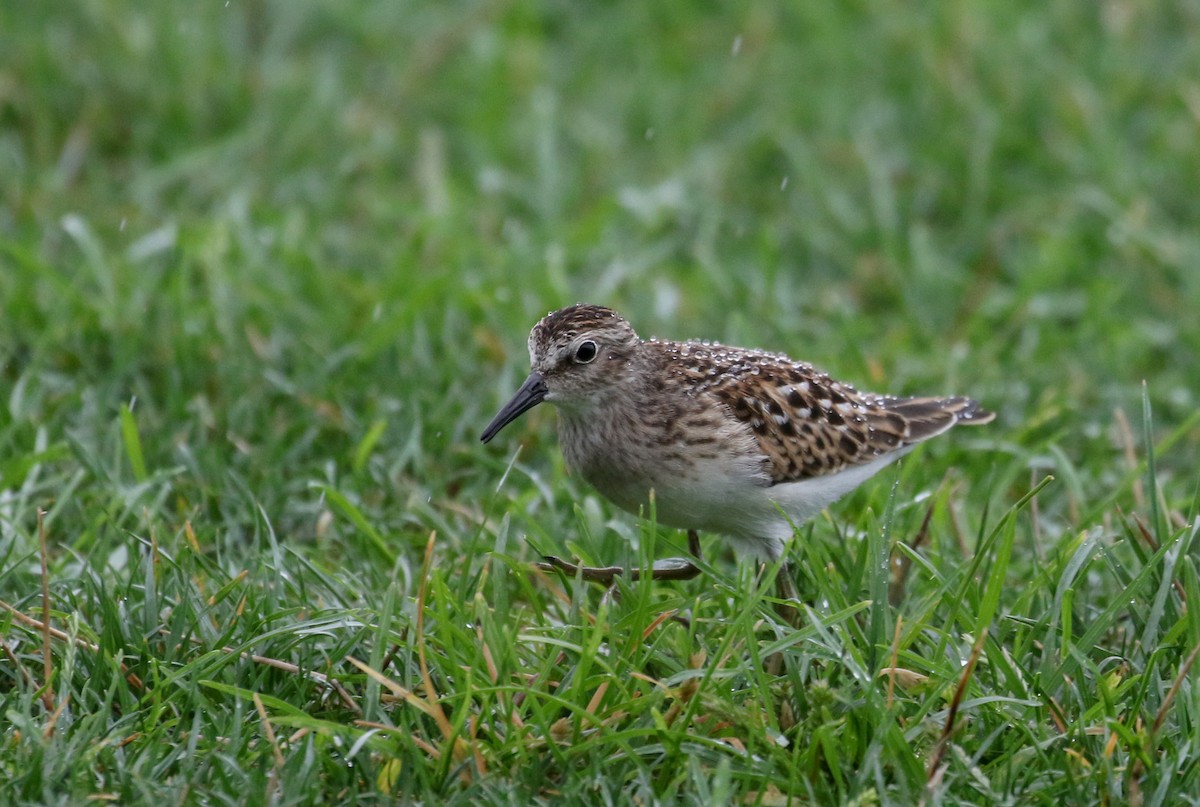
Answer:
764;561;804;676
535;530;704;584
773;562;804;628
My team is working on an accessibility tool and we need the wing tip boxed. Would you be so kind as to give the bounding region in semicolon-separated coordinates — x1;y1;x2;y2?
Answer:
882;395;995;442
949;398;996;426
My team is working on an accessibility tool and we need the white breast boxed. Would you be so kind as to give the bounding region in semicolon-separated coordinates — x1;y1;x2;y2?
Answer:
581;439;908;561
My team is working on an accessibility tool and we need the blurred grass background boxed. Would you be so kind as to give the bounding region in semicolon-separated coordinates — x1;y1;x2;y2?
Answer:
2;1;1199;804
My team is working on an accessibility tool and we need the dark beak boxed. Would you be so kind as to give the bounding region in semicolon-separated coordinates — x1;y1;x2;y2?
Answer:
480;372;548;443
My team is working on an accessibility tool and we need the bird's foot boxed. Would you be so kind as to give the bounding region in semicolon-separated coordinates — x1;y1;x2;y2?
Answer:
535;555;702;584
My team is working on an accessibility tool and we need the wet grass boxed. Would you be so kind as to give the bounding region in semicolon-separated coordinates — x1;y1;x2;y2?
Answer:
2;2;1200;804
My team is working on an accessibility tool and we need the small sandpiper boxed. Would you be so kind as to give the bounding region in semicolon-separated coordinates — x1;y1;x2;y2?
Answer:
481;304;993;589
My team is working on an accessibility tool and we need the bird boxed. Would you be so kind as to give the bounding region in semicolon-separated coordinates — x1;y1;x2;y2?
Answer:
480;303;993;591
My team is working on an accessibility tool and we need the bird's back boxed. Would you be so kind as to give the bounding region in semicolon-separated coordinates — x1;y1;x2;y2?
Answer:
656;338;994;485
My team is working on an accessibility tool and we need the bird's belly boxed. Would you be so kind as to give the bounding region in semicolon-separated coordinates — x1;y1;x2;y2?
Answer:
578;446;906;560
580;451;776;536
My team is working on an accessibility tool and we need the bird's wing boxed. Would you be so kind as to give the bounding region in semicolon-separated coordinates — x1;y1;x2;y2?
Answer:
667;341;992;485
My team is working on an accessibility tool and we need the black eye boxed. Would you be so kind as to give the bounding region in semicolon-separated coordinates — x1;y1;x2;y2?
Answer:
574;340;598;364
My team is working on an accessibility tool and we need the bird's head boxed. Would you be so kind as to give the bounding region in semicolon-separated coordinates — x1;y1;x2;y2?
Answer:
480;303;640;443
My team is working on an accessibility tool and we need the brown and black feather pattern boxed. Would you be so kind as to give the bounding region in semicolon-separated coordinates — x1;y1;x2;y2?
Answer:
656;339;994;485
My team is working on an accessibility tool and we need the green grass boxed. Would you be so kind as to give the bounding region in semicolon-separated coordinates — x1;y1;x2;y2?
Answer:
3;1;1200;804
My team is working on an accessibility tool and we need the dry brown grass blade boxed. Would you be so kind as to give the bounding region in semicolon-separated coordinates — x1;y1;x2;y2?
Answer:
346;655;471;777
0;634;37;689
253;692;286;770
886;614;904;710
346;656;441;724
239;651;359;713
1128;511;1187;602
469;714;488;775
878;667;930;691
343;531;469;774
1045;692;1068;735
1152;639;1200;738
476;624;499;683
415;531;456;742
3;600;95;647
42;693;69;739
640;609;678;641
921;628;988;806
585;681;610;715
